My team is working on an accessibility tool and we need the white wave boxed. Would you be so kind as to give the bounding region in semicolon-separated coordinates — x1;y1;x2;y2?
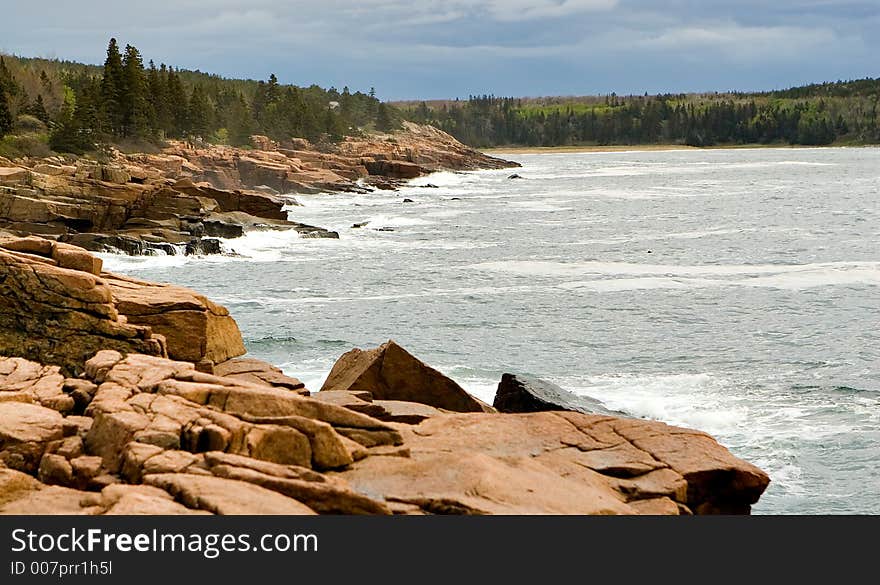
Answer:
558;277;719;292
217;229;305;261
471;259;880;280
97;251;191;271
457;379;500;405
653;227;746;240
556;266;880;291
734;266;880;289
563;370;873;499
277;358;336;393
407;171;473;187
724;161;838;169
288;194;394;210
100;229;327;270
567;372;747;434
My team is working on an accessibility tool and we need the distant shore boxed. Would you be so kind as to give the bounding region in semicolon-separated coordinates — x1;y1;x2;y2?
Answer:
480;143;870;154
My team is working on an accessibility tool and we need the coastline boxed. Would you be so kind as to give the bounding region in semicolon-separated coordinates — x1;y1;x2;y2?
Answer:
0;235;772;515
0;122;516;257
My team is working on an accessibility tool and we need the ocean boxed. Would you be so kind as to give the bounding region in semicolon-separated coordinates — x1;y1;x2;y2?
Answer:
100;146;880;514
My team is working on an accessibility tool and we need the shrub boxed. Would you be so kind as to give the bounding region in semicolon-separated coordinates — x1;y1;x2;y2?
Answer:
13;114;47;134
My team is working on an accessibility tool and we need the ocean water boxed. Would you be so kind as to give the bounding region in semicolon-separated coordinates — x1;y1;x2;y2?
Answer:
100;147;880;515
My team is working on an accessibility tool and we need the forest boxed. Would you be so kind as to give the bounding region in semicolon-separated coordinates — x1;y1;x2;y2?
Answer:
398;81;880;148
0;38;397;156
3;37;880;155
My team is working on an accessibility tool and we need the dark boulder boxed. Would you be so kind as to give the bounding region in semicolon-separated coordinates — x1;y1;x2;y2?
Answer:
185;238;223;256
203;220;244;239
493;373;622;416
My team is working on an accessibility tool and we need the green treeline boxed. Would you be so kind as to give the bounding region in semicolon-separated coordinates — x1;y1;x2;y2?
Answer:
401;84;880;148
0;38;399;155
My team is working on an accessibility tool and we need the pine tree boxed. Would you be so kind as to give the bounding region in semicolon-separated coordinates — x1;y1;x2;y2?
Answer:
376;102;393;132
121;44;150;137
40;70;52;93
280;87;308;139
100;38;125;135
27;94;49;123
227;93;256;146
187;85;211;139
267;73;280;104
49;90;95;154
0;57;13;92
0;56;20;115
147;61;169;137
323;107;344;142
0;84;13;137
166;69;189;137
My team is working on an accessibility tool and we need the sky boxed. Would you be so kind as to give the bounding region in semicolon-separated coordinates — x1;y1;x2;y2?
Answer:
2;1;878;100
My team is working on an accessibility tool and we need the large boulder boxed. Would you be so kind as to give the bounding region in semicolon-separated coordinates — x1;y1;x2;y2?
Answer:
493;373;622;416
338;411;770;515
363;159;423;179
171;180;288;221
0;239;166;375
0;356;73;413
0;402;66;473
321;340;493;413
0;237;245;372
104;272;246;364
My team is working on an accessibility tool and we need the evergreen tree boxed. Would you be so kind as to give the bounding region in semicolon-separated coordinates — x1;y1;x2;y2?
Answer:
166;69;189;137
121;44;150;137
27;94;49;123
147;61;170;137
0;84;13;136
49;91;94;154
267;73;280;104
100;38;126;135
0;57;16;95
227;93;256;146
187;85;211;138
0;56;21;122
40;70;52;93
376;102;393;132
323;107;345;141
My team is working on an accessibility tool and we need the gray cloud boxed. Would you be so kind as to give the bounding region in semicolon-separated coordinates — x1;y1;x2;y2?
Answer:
1;0;877;98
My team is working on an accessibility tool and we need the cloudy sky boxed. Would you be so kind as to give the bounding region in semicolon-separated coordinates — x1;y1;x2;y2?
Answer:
2;1;878;100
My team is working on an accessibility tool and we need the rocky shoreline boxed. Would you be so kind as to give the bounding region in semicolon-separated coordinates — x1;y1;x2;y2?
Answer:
0;235;770;515
0;122;516;256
